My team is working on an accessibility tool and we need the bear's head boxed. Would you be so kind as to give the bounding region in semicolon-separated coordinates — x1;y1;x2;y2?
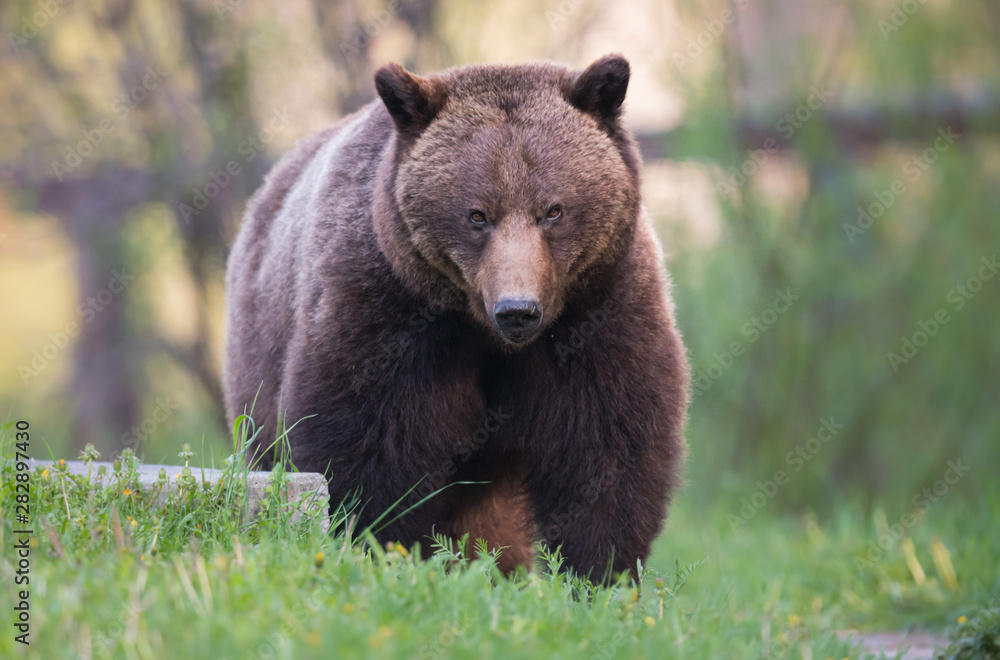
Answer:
373;55;640;347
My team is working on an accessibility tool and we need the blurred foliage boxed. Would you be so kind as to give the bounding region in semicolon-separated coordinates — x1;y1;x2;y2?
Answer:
0;0;997;514
666;0;1000;511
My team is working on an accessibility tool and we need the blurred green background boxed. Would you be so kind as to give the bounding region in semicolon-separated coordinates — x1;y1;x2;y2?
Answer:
0;0;997;515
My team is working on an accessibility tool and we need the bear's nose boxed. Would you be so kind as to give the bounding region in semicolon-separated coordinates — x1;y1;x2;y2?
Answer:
493;298;542;341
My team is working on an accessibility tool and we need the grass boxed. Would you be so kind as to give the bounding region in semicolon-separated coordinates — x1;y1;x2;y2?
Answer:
936;604;1000;659
1;421;997;659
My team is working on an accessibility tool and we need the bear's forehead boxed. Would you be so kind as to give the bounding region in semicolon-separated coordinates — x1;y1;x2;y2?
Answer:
414;104;607;177
435;63;571;116
441;62;569;96
425;78;598;145
403;62;623;196
405;114;623;209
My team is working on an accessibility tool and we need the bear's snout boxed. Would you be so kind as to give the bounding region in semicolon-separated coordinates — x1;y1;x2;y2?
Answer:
492;298;542;342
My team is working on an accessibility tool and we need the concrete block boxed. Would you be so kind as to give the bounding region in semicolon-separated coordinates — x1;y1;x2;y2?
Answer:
27;460;330;531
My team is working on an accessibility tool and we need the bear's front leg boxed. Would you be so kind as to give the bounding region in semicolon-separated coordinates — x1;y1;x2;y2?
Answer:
529;433;680;580
522;290;688;579
275;314;492;548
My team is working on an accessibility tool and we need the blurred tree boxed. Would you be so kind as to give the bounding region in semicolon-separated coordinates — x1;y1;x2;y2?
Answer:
3;0;275;452
0;0;447;455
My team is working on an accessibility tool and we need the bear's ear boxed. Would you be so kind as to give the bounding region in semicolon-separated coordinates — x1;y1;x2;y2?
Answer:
566;54;630;127
374;63;448;137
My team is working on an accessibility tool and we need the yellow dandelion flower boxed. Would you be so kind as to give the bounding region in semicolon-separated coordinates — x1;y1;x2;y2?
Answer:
395;543;408;557
41;469;49;479
57;459;65;466
787;614;800;627
644;616;656;627
342;603;355;614
123;488;132;497
315;552;325;568
958;616;967;624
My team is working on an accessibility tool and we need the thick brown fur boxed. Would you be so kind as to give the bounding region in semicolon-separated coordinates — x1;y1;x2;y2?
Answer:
224;55;689;579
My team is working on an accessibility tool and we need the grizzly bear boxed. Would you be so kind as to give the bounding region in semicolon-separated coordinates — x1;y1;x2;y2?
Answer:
224;54;689;578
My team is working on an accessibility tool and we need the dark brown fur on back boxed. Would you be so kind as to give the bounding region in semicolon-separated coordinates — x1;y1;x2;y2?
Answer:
224;55;689;578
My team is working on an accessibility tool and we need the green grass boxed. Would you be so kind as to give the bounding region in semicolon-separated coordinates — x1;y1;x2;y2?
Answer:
1;422;997;659
936;603;1000;659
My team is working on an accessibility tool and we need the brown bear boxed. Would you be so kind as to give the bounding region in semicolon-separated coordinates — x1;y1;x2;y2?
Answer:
223;54;689;578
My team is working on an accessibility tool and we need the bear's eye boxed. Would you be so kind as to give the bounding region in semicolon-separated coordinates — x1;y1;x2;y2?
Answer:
545;205;563;222
469;210;487;226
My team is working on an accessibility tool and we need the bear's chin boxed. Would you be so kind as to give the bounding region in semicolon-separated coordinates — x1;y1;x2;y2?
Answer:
492;329;544;350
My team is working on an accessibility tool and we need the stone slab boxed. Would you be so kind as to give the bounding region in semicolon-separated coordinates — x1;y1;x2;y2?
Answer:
27;460;331;531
